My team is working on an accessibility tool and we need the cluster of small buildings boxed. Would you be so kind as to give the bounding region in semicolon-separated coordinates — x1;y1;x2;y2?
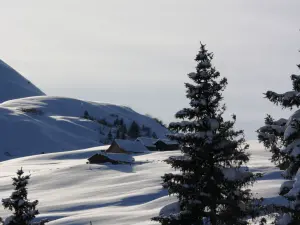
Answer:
88;137;179;165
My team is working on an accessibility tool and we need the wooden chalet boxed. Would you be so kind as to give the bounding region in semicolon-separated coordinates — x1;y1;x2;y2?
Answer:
106;139;150;154
135;137;158;151
154;139;179;151
87;152;134;164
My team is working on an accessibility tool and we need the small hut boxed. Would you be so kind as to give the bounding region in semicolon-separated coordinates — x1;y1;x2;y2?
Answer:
87;152;134;164
106;139;150;154
135;137;158;151
154;139;179;151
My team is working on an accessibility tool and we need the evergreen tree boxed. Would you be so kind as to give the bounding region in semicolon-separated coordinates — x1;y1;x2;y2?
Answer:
128;121;140;139
152;132;158;139
118;124;127;139
152;43;261;225
83;110;90;120
141;125;151;137
257;115;288;169
1;168;48;225
114;118;120;126
107;130;113;143
121;131;126;139
119;118;124;126
116;128;120;139
259;64;300;224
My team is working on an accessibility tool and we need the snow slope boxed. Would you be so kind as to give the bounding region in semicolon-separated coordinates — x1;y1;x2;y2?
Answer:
0;60;44;102
0;96;169;161
0;141;286;225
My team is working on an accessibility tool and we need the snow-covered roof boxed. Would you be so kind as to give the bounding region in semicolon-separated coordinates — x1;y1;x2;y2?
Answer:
99;152;134;163
155;139;178;145
136;137;157;148
114;139;150;153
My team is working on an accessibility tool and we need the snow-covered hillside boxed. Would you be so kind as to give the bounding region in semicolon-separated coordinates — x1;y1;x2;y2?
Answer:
0;60;44;102
0;96;169;161
0;141;285;225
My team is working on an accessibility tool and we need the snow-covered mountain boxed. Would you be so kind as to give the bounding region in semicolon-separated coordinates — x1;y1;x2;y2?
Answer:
0;96;169;161
0;60;45;102
0;141;284;225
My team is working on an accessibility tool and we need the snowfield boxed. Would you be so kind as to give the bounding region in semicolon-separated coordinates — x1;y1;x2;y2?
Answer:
0;60;44;102
0;96;169;161
0;141;286;225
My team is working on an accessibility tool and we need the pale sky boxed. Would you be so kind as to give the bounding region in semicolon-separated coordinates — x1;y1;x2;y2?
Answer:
0;1;299;139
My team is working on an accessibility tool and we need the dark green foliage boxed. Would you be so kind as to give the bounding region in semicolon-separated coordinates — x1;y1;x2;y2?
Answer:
153;118;167;128
114;119;127;140
152;43;261;225
82;111;113;128
259;218;267;225
265;73;300;109
121;129;126;139
20;108;43;115
257;115;288;169
83;110;90;119
83;110;97;122
119;119;124;126
1;168;48;225
116;129;121;139
114;118;121;126
110;113;118;118
152;132;158;139
141;125;152;137
97;119;109;126
120;124;127;139
128;121;140;139
107;130;113;144
257;53;300;224
259;72;300;171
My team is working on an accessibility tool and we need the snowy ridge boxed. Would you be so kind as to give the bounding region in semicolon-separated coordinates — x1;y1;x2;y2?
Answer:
0;60;44;102
0;96;169;161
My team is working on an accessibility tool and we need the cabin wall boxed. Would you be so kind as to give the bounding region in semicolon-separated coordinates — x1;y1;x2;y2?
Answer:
146;146;157;151
155;142;179;151
88;154;114;164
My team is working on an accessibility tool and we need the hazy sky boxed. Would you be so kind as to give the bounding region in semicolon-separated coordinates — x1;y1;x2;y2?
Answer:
0;1;299;139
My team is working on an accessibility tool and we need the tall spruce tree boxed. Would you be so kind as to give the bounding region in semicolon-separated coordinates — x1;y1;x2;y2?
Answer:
1;168;48;225
152;43;261;225
258;64;300;224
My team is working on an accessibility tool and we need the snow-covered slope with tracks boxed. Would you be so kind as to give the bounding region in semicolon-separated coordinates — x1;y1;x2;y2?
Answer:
0;141;285;225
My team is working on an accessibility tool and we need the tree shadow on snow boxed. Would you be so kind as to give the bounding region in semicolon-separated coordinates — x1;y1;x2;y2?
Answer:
47;201;120;213
47;189;168;213
104;163;134;173
116;188;168;206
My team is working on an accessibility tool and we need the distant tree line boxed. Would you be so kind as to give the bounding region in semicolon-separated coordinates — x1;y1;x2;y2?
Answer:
83;111;158;144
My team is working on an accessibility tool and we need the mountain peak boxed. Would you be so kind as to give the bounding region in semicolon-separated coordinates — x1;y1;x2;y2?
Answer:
0;59;45;103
